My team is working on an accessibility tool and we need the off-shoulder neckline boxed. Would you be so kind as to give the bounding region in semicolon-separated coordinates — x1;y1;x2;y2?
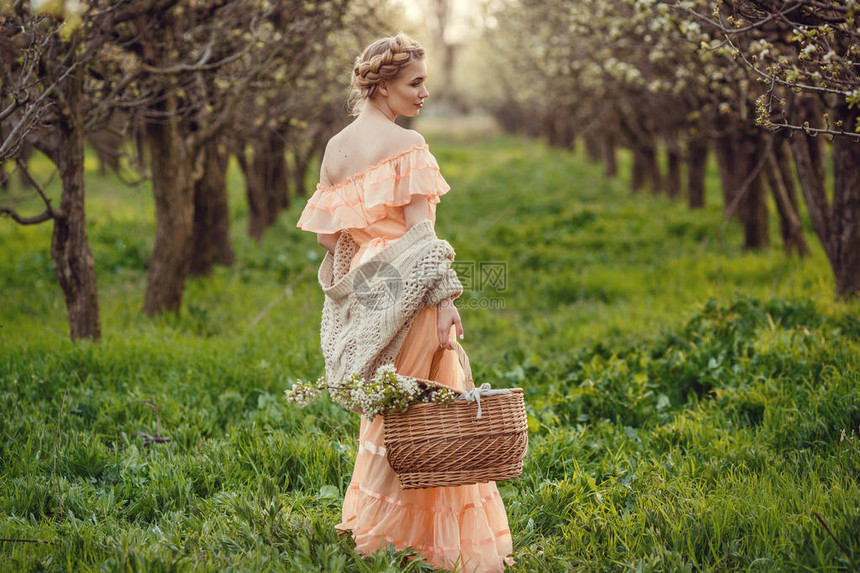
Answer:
319;143;431;191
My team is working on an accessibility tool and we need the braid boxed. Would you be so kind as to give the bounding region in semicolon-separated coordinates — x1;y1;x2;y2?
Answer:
348;33;425;116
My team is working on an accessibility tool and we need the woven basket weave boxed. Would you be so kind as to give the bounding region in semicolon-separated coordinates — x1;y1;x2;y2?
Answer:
383;343;528;489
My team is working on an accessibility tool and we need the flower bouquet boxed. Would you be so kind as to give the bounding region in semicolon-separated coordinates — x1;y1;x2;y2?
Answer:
284;364;458;419
287;347;528;490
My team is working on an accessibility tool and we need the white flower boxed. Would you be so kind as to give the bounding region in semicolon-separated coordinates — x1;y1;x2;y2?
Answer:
376;364;397;376
285;363;459;418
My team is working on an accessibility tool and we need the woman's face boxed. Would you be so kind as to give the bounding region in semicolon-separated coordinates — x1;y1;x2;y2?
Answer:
382;59;430;118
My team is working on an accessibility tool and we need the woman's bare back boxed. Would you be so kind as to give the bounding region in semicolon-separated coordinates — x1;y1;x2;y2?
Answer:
321;117;425;187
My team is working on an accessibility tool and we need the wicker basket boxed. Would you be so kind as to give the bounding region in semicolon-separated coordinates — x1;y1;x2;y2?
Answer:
383;343;528;489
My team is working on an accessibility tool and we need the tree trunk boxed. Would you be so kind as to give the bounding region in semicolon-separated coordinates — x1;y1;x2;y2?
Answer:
631;148;646;193
714;126;769;249
687;137;707;209
561;118;575;151
602;133;617;178
831;120;860;296
585;133;602;162
737;135;769;250
632;144;661;194
776;139;803;221
765;141;809;256
189;140;234;276
143;92;194;316
269;134;289;214
789;100;860;297
51;73;101;341
646;144;662;194
88;130;122;176
289;144;312;200
546;115;573;149
239;129;288;241
18;146;33;188
740;177;769;250
260;130;288;224
237;143;267;242
0;121;8;192
666;140;682;199
713;128;737;211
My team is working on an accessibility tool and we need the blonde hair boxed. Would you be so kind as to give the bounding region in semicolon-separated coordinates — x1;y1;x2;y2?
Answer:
348;33;425;116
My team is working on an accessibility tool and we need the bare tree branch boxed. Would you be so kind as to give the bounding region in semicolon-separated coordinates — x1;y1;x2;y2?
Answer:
0;207;53;225
94;0;181;25
723;32;849;97
83;67;145;132
767;121;860;141
673;2;803;34
0;97;24;122
140;36;256;75
0;60;79;162
15;158;63;218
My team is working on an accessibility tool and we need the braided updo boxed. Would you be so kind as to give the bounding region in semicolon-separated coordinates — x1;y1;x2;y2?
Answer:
348;33;425;116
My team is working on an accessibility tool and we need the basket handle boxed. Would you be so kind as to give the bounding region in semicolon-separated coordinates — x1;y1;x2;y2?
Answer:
428;341;475;391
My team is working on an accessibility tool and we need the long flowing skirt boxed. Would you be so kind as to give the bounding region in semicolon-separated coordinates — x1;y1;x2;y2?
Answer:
336;306;514;572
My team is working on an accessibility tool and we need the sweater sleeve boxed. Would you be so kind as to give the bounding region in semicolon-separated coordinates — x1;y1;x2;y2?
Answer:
408;240;463;308
424;267;463;307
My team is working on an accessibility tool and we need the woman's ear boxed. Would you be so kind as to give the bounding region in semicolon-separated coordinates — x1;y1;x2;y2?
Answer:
379;81;389;96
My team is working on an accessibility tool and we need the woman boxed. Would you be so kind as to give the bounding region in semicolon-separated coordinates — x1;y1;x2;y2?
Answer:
297;33;513;572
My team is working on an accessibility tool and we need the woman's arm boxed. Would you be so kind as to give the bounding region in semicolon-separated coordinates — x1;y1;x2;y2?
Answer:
317;231;341;254
404;194;431;229
315;151;342;253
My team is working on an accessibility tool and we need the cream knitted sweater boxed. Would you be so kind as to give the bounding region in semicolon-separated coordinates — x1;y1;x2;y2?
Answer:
317;219;463;383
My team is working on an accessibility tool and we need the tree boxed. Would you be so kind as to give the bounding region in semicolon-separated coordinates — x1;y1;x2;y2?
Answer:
110;1;257;314
0;1;146;341
229;0;391;241
483;0;846;279
697;0;859;294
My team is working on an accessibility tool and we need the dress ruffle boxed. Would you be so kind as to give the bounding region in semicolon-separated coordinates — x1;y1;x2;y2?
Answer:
338;423;513;572
296;144;451;234
335;308;514;572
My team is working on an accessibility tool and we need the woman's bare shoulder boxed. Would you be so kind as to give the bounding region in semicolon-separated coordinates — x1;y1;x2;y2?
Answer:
330;122;424;156
319;128;353;184
321;123;426;185
387;126;425;152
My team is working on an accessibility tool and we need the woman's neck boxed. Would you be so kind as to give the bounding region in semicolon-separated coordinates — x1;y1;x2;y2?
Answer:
361;99;396;123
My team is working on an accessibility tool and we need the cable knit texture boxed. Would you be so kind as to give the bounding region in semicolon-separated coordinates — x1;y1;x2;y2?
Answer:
318;219;463;384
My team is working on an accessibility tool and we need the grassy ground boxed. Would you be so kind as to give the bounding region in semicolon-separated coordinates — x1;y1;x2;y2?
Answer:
1;122;858;572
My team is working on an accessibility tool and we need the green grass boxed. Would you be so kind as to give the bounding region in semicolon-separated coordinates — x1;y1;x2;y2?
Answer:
0;124;858;572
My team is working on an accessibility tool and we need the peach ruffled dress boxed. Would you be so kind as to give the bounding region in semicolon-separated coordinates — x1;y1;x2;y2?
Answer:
297;144;513;572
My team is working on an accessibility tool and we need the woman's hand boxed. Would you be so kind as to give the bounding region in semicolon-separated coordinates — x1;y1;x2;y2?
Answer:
436;298;463;350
